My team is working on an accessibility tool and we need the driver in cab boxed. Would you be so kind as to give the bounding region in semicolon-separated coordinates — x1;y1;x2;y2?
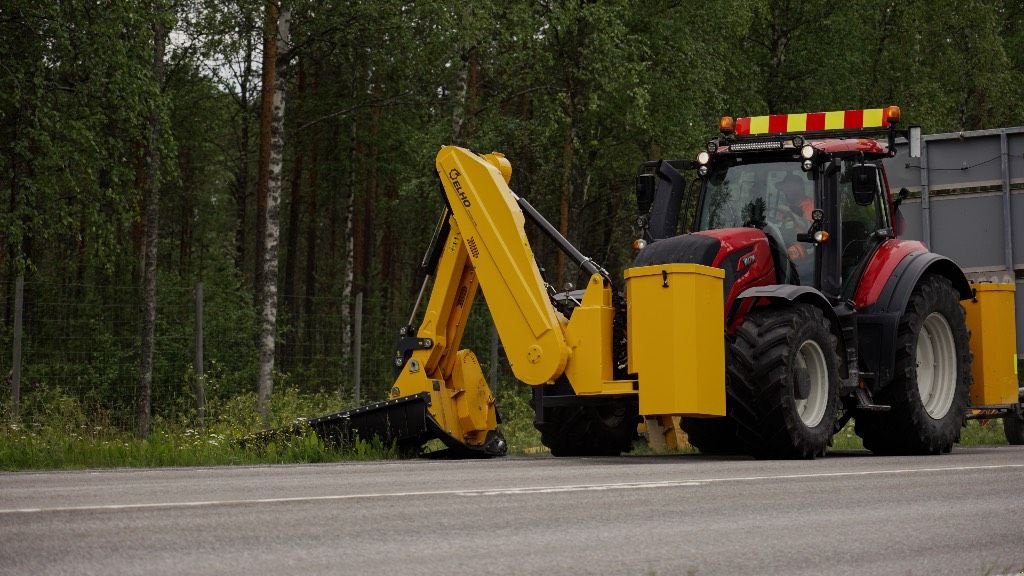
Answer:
773;173;814;262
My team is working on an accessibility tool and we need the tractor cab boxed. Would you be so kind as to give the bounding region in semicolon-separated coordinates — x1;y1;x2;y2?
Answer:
632;107;975;459
634;106;921;314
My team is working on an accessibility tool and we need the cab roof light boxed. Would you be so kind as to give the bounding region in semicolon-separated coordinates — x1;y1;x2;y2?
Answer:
729;140;784;152
733;106;901;137
719;116;735;135
884;105;901;125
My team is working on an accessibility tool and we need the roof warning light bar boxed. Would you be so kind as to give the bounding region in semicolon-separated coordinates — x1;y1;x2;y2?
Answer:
721;106;901;137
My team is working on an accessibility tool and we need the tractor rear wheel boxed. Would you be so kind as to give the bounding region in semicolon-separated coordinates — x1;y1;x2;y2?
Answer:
1004;411;1024;445
535;403;638;457
729;303;840;459
855;275;971;455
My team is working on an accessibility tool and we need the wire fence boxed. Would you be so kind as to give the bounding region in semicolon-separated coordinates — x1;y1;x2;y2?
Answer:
0;278;511;432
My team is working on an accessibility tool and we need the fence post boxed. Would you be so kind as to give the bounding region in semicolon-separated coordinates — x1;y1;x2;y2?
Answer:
353;291;363;406
11;274;24;422
1000;130;1014;273
194;282;206;428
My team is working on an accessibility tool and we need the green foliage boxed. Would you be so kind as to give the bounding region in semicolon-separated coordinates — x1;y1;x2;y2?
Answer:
2;0;1023;464
0;385;390;470
0;425;396;471
495;383;542;454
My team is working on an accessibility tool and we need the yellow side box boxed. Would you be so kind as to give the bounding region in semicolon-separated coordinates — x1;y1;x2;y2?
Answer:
624;263;725;417
964;283;1018;407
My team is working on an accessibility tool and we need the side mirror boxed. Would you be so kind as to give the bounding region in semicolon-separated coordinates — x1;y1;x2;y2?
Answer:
634;173;655;216
908;125;922;159
893;187;910;209
850;163;881;206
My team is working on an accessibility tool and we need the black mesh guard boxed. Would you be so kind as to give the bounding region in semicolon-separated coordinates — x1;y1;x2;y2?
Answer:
633;233;721;267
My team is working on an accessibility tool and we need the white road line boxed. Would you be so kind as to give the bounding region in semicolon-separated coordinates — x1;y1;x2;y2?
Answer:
1;463;1021;515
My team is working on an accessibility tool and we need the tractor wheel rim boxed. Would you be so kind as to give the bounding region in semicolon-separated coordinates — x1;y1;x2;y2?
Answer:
794;340;828;427
917;312;957;419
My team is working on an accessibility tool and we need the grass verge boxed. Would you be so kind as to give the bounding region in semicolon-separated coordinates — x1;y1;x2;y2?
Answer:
0;426;397;471
0;386;397;471
0;382;1015;469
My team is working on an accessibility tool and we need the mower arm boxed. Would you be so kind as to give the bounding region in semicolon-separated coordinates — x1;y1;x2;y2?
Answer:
344;147;604;456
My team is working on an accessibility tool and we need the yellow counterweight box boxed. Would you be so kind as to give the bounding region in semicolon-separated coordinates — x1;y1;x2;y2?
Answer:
964;283;1018;407
624;263;726;417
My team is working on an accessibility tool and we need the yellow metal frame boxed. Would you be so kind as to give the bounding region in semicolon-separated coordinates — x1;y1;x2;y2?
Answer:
625;264;726;417
964;283;1019;407
390;147;575;450
390;147;728;451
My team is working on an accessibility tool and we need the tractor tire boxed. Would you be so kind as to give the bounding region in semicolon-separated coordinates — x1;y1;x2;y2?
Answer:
1004;411;1024;445
536;403;638;457
729;303;840;459
680;417;743;455
855;275;971;455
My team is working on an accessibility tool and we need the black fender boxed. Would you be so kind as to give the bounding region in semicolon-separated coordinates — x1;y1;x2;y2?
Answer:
734;284;844;348
856;251;971;390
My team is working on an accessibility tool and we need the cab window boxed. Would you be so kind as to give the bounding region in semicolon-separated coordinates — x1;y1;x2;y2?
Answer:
839;160;885;290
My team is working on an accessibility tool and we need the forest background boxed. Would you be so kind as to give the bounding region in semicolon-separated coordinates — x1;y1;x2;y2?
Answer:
1;0;1022;450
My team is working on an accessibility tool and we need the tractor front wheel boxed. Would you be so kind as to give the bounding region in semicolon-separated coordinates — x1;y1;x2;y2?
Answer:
729;303;840;459
855;275;971;455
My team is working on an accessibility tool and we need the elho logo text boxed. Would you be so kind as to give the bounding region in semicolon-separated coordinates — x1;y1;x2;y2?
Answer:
448;169;471;208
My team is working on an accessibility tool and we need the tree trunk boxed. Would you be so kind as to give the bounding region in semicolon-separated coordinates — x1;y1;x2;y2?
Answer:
254;0;279;306
340;118;355;359
557;122;573;291
232;18;256;275
282;60;305;371
340;54;359;364
138;11;167;439
302;115;319;366
178;146;194;275
256;2;290;426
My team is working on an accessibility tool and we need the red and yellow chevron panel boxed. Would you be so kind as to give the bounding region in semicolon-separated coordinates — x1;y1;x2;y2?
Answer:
734;107;895;136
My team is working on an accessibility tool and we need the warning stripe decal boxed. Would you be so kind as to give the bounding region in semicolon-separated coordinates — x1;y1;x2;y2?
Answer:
735;108;887;136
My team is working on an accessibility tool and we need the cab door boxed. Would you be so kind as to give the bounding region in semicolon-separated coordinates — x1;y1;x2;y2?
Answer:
835;160;892;299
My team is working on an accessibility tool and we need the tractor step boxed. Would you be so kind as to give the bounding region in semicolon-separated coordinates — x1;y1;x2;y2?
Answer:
855;403;892;412
853;388;891;412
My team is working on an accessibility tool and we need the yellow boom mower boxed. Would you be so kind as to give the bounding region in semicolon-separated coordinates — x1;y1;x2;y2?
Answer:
304;146;726;456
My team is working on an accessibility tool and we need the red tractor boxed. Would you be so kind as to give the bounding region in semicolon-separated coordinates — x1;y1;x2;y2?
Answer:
633;106;974;457
287;106;1014;461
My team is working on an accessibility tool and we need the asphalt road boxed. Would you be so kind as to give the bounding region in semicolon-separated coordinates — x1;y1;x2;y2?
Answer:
1;446;1023;576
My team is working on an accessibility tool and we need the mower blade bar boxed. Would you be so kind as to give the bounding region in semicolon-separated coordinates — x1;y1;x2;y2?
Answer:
308;392;434;449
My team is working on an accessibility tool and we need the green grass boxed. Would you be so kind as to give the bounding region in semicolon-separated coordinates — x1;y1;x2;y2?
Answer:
0;386;398;471
0;426;397;470
831;418;1011;452
495;386;543;454
958;419;1012;446
1;381;1016;469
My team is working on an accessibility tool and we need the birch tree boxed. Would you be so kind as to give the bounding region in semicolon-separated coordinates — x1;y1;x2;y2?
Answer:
138;5;171;439
256;1;290;425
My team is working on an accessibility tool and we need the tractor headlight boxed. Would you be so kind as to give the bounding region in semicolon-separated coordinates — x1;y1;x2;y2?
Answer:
697;151;711;165
698;165;709;176
800;144;815;160
706;141;718;154
801;159;813;171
